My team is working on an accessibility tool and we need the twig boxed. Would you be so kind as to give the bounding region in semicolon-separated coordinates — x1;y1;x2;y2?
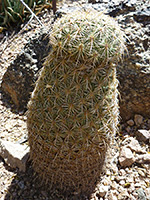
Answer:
52;0;57;14
19;0;45;28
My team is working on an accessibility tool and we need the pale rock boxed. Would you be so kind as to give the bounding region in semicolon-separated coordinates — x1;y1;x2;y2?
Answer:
122;137;146;153
134;114;143;126
136;188;146;200
111;181;119;190
132;171;140;178
0;139;29;172
90;194;98;200
124;167;132;173
107;191;118;200
119;180;125;185
119;146;135;167
145;179;150;187
135;183;142;188
133;176;140;184
106;169;111;176
119;169;126;176
118;185;124;193
115;175;125;183
107;162;118;174
118;189;129;200
128;194;137;200
135;153;150;164
140;181;147;188
137;168;146;177
136;129;150;142
145;188;150;199
110;175;115;181
101;177;111;186
98;185;109;197
127;119;134;126
132;191;139;198
127;183;135;193
126;176;134;183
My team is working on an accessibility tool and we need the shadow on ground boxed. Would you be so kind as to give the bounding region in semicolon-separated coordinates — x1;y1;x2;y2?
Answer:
4;161;59;200
0;88;25;115
4;160;97;200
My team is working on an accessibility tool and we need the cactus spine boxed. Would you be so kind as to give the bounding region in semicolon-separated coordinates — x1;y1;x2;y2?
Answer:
27;9;125;196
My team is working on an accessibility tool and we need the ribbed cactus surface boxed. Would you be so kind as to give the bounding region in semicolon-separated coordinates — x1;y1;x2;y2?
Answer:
27;9;125;196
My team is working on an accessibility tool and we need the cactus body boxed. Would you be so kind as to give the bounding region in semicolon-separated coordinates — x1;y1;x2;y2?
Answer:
27;9;125;195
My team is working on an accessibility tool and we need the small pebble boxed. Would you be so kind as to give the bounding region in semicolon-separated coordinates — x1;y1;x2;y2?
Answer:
120;180;125;185
0;33;4;39
134;114;143;126
111;181;119;190
107;191;118;200
135;183;142;188
147;119;150;128
119;169;126;176
129;194;137;200
125;126;131;133
127;119;134;126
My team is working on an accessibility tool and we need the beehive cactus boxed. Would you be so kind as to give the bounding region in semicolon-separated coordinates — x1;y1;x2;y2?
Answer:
27;9;126;196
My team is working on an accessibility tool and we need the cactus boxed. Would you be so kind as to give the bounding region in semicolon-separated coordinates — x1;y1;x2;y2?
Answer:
27;9;126;196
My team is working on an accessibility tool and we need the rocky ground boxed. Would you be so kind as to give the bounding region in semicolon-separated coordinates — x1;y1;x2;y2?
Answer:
0;0;150;199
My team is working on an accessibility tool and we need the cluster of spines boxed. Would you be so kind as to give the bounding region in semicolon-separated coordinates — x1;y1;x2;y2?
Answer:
46;10;125;66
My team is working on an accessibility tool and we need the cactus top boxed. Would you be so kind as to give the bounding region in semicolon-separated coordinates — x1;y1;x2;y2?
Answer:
47;9;126;66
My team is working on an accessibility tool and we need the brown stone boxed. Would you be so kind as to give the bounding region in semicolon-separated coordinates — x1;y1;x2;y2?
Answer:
1;30;51;111
127;119;134;126
134;114;143;126
119;146;135;167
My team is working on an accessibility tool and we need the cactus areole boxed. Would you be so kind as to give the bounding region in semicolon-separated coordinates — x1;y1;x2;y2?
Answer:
27;9;125;195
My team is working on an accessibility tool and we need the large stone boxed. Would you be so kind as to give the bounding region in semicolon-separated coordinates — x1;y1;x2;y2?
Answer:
1;29;51;111
0;139;29;172
119;146;135;167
